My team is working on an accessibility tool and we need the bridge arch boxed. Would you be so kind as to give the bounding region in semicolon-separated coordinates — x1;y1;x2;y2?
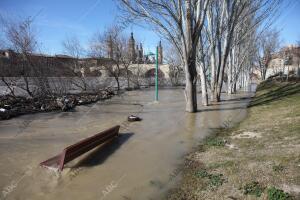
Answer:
144;68;165;78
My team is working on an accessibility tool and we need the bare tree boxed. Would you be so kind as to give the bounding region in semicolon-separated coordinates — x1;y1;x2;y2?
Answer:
129;63;145;88
62;36;84;69
206;1;250;101
62;35;89;91
89;26;124;91
206;0;282;101
227;14;256;94
0;57;18;97
197;33;209;106
118;36;132;88
118;0;209;112
255;29;280;80
1;16;41;97
165;45;184;86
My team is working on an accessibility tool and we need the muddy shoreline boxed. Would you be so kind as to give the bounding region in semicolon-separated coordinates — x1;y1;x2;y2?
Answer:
0;88;116;120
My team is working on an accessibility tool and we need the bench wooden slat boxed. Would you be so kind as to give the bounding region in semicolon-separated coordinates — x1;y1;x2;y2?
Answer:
40;125;120;171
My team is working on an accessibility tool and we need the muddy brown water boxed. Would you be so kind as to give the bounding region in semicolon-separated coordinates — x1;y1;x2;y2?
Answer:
0;88;254;200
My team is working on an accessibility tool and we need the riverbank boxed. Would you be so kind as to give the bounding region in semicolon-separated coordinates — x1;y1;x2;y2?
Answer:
167;79;300;199
0;88;116;120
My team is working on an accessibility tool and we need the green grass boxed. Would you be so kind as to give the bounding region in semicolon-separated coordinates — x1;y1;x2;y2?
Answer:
167;79;300;200
203;137;226;147
207;160;235;169
268;187;292;200
195;169;225;189
272;164;284;172
243;181;265;197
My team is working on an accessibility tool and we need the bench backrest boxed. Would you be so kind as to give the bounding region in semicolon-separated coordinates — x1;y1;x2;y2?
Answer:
40;125;120;171
59;125;120;170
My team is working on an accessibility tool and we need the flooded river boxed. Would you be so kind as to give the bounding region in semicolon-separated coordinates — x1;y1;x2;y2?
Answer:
0;88;254;200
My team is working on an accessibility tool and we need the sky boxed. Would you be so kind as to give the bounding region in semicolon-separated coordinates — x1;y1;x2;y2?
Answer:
0;0;161;55
0;0;300;55
273;0;300;45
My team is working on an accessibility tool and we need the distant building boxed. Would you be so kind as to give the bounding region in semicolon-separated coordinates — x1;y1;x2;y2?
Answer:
111;32;163;64
267;45;300;78
158;41;163;64
138;43;143;63
128;32;137;63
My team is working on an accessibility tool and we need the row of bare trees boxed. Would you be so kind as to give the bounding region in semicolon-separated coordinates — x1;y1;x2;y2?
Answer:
118;0;282;112
0;16;103;98
0;14;166;99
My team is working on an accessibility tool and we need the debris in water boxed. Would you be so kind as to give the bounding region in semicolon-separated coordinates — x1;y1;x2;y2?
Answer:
127;115;142;122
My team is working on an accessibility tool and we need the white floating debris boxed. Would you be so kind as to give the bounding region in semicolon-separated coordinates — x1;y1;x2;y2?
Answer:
0;108;6;112
232;131;262;139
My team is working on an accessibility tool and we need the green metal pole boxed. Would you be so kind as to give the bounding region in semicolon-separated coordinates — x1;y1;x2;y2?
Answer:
155;46;159;101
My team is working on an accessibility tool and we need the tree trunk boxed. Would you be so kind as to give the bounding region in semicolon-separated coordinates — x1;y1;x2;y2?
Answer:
23;76;33;98
286;65;289;82
199;64;208;106
184;61;197;113
185;77;197;112
262;68;267;80
227;64;233;94
116;77;120;91
215;63;226;102
297;62;300;77
228;48;234;94
126;70;130;88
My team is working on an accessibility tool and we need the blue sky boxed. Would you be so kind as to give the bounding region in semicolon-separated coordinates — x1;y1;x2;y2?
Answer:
0;0;161;55
274;0;300;45
0;0;300;55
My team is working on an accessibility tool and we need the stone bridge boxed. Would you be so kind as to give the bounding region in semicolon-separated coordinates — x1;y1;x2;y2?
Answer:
129;64;170;78
93;64;170;79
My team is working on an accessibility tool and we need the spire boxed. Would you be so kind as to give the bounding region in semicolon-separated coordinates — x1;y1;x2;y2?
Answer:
107;35;113;59
138;43;144;63
158;40;163;64
128;32;136;63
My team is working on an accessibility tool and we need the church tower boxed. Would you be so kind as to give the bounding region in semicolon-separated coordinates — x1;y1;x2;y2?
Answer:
107;35;113;59
128;32;136;63
138;43;143;63
158;41;163;64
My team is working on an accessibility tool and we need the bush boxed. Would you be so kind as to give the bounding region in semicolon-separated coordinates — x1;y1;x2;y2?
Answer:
272;164;284;172
267;187;292;200
243;181;264;197
195;169;225;189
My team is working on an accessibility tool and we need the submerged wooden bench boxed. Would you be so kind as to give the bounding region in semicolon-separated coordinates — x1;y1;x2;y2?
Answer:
40;125;120;171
